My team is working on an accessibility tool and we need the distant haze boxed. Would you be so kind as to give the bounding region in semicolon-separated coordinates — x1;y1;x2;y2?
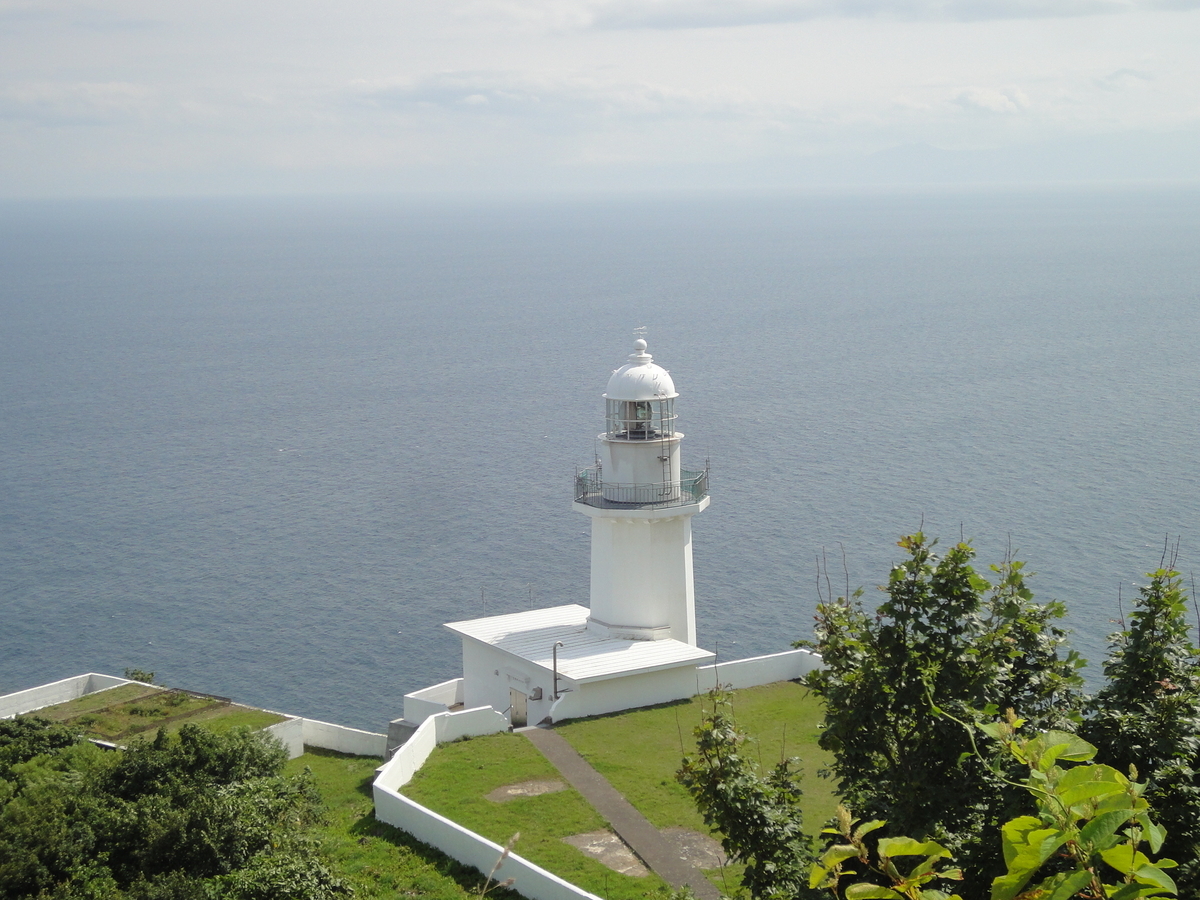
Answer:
2;0;1199;197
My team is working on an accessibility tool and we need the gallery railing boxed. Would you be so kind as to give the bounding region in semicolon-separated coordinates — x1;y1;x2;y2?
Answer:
573;466;708;509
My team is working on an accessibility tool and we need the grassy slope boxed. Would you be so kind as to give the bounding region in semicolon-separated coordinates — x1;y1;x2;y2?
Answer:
288;748;507;900
556;681;838;837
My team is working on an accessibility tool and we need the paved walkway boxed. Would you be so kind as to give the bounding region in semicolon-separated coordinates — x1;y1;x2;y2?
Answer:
521;726;722;900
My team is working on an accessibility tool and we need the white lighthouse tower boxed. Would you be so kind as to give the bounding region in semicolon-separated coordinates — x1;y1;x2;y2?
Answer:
573;338;710;645
441;338;714;726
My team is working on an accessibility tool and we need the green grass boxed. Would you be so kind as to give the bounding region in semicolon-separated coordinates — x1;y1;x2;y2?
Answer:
290;748;518;900
403;733;673;900
34;687;287;742
555;681;838;837
399;682;834;899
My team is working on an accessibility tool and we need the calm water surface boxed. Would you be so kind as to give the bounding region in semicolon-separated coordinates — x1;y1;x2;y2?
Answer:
2;188;1198;731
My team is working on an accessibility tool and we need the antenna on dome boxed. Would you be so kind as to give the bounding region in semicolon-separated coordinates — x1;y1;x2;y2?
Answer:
633;325;648;338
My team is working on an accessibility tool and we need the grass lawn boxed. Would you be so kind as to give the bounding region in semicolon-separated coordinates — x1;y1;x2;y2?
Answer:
401;681;834;900
555;681;837;838
402;732;673;900
33;685;287;742
287;748;506;900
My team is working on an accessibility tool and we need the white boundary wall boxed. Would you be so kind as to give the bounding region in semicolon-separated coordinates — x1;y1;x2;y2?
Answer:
373;705;601;900
695;648;822;692
404;678;464;725
264;717;388;759
0;673;134;719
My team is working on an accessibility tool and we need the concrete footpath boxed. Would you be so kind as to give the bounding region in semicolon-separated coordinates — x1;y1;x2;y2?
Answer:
522;726;722;900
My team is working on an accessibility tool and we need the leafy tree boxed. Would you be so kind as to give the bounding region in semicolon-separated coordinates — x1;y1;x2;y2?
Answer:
1082;566;1200;894
0;716;82;780
808;724;1178;900
0;720;349;900
677;690;819;899
802;533;1084;884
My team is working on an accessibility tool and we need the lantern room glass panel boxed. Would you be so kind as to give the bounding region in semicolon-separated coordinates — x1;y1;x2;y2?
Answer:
606;398;677;440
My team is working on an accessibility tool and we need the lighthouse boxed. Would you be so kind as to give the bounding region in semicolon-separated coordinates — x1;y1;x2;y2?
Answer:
442;338;714;726
573;338;710;644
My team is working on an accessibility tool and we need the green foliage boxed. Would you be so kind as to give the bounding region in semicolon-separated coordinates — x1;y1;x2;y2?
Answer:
809;807;962;900
808;725;1177;900
124;669;156;685
1082;567;1200;894
802;533;1084;881
0;720;349;900
982;718;1177;900
0;716;83;780
677;689;820;900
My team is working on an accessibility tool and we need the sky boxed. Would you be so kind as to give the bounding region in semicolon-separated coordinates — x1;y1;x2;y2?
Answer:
2;0;1199;197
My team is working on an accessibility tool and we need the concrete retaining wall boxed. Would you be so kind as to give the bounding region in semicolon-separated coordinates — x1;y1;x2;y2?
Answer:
0;673;134;719
695;648;822;692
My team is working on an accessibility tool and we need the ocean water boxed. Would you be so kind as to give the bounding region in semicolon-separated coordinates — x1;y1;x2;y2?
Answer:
2;188;1199;732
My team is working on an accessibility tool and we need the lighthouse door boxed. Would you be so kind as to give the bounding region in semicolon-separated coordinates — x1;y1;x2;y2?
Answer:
509;689;528;728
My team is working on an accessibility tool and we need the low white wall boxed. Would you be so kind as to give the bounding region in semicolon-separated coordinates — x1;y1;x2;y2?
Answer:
378;705;510;790
264;718;306;758
0;673;135;719
265;716;387;760
695;648;822;692
303;718;387;757
404;678;464;724
373;705;598;900
373;786;602;900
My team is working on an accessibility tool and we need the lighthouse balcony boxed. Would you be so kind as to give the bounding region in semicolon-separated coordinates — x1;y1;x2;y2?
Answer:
573;465;709;510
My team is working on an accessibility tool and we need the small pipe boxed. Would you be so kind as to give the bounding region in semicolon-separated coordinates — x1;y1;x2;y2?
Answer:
552;641;564;700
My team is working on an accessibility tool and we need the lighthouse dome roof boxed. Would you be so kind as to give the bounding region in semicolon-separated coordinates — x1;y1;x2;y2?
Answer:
604;339;678;401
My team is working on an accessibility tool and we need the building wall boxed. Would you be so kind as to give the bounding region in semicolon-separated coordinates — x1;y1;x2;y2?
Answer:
462;642;557;726
695;648;822;692
548;665;702;722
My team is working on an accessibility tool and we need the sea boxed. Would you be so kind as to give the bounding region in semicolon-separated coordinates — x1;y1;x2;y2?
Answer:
2;187;1199;733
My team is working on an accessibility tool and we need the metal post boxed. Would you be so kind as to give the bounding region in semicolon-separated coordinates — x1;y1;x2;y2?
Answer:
552;641;564;700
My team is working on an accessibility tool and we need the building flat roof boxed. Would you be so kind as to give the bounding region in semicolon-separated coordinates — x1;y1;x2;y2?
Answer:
444;604;714;684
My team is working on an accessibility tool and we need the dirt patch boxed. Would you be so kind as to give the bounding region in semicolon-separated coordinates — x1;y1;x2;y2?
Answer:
485;779;567;802
662;828;727;869
563;831;648;877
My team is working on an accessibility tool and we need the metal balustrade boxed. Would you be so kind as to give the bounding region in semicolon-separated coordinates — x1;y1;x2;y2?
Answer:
573;466;708;509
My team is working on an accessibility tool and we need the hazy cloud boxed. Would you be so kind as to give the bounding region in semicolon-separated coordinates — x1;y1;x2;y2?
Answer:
0;81;156;126
587;0;1200;29
953;86;1031;113
352;72;755;122
1094;67;1154;90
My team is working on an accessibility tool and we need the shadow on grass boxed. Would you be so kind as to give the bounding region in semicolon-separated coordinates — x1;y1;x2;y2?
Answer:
301;745;522;900
348;811;522;900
